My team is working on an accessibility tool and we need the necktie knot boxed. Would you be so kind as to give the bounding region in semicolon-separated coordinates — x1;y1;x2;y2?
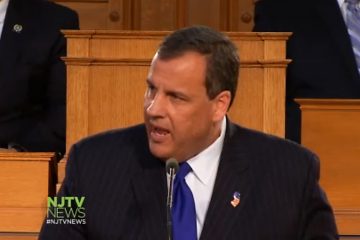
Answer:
176;162;192;180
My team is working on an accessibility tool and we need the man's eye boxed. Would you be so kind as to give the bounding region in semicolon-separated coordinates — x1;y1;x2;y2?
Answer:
147;85;155;91
146;85;156;98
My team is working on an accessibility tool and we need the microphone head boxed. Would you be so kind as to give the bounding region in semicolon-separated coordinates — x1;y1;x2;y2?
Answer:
166;158;179;174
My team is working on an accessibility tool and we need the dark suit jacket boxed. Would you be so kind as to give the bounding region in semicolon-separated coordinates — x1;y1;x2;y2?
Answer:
39;121;338;239
0;0;78;154
253;0;360;143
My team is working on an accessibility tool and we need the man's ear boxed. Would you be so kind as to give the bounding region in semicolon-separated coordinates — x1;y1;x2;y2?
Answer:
212;90;231;121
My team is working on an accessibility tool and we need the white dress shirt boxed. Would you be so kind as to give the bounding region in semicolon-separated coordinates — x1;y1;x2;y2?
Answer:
167;117;226;239
338;0;347;17
337;0;360;21
185;117;226;239
338;0;360;74
0;0;9;39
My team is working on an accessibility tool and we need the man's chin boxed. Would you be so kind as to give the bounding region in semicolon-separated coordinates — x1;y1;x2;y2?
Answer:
148;145;173;161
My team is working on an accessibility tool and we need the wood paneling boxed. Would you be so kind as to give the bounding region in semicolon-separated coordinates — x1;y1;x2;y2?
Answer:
188;0;221;29
298;99;360;235
0;234;38;240
0;153;56;234
54;0;255;31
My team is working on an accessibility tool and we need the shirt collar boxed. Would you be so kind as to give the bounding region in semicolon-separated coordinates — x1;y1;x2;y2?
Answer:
338;0;345;6
0;0;9;14
340;0;360;7
0;0;9;21
0;0;9;39
186;117;226;185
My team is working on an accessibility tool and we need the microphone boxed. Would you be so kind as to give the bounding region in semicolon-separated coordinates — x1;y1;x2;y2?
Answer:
166;158;179;240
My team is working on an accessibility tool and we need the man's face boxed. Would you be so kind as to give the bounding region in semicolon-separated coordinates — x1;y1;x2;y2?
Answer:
144;51;230;162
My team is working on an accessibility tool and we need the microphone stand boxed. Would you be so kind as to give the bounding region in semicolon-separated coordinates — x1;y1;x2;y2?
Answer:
167;167;176;240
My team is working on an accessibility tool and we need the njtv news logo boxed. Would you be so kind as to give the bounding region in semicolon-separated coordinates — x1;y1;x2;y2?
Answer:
46;196;86;225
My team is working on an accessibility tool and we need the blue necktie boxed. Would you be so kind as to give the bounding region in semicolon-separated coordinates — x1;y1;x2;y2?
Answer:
346;0;360;73
172;162;197;240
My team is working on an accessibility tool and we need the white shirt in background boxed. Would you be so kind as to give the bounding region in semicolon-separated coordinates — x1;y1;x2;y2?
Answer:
337;0;360;21
0;0;10;39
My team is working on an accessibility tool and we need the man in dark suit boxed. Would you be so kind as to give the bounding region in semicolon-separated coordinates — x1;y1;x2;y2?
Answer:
0;0;79;154
39;26;338;239
253;0;360;143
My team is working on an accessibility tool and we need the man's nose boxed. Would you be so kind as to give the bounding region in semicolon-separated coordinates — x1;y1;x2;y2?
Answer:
146;94;166;117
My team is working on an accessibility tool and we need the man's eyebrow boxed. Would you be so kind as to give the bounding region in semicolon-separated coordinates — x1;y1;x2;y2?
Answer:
145;79;189;99
166;89;189;99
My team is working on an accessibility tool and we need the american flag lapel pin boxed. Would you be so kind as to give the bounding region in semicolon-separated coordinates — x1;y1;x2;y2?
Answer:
230;191;241;207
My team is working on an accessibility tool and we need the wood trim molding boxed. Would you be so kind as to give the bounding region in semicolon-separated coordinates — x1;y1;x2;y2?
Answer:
335;209;360;235
62;30;292;40
296;99;360;110
63;57;291;68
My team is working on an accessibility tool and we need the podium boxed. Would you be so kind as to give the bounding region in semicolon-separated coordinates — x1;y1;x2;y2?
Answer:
298;99;360;236
0;152;56;239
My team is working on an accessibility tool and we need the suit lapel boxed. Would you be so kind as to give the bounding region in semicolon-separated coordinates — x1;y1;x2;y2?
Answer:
200;122;252;240
314;0;360;81
131;154;168;240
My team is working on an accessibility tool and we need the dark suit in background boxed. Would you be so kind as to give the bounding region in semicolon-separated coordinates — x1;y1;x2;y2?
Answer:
253;0;360;143
39;121;337;239
0;0;79;154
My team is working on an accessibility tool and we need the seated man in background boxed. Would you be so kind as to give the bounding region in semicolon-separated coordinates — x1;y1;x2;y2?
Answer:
0;0;79;155
253;0;360;143
39;25;338;239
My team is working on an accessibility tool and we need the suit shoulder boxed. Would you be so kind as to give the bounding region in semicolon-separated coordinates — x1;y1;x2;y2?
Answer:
74;124;147;151
22;0;79;28
229;123;318;165
228;123;321;187
33;0;77;15
65;124;148;170
41;0;79;27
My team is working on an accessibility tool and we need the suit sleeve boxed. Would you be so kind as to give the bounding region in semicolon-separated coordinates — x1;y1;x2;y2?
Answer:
299;153;339;239
38;144;87;240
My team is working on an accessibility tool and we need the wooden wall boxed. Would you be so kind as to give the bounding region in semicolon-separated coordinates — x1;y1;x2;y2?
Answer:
54;0;255;31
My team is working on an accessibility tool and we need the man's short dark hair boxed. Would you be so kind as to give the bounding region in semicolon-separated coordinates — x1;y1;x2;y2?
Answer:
157;25;240;108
